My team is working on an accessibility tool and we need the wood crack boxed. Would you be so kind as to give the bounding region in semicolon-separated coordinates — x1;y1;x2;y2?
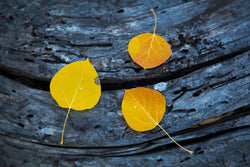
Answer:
0;105;248;157
0;48;249;92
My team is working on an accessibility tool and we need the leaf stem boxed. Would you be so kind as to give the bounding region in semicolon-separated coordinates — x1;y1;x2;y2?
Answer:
60;107;71;145
129;92;193;154
60;72;83;145
145;9;157;69
157;124;193;154
150;9;157;35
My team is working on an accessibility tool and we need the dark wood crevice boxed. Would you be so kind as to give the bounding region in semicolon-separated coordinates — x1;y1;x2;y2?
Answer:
0;47;248;92
0;66;50;91
0;104;248;154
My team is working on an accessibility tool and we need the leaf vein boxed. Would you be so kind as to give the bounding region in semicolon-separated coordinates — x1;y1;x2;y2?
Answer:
129;93;159;126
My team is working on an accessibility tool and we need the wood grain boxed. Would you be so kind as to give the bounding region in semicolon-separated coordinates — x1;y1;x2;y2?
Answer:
0;0;249;166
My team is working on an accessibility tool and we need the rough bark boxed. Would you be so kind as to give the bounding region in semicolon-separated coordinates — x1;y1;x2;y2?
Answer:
0;0;249;166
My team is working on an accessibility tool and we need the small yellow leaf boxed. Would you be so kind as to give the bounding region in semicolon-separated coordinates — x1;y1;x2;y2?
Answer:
128;9;172;69
50;59;101;110
50;59;101;144
122;87;193;154
122;87;166;131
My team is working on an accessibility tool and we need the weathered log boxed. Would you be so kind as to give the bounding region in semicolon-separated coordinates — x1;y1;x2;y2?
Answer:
0;0;249;166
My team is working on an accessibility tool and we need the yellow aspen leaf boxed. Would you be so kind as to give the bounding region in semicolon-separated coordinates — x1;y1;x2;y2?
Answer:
122;87;193;154
128;9;172;69
50;59;101;145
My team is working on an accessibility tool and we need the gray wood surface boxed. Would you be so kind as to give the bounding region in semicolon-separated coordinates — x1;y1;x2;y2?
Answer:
0;0;249;166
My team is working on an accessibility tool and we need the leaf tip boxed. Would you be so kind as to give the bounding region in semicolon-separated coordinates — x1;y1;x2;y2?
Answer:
85;58;90;63
124;89;129;94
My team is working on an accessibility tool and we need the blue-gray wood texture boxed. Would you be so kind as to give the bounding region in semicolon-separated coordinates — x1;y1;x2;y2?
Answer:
0;0;249;166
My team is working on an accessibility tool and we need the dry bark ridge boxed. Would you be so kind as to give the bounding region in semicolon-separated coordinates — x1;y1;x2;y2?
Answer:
0;0;249;166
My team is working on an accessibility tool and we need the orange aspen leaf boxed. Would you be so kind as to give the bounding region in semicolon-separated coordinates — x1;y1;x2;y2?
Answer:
50;59;101;145
128;9;172;69
122;87;193;154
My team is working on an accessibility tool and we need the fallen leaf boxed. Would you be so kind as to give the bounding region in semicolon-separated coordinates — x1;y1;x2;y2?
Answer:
128;9;172;69
199;117;221;125
50;59;101;144
122;87;193;154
